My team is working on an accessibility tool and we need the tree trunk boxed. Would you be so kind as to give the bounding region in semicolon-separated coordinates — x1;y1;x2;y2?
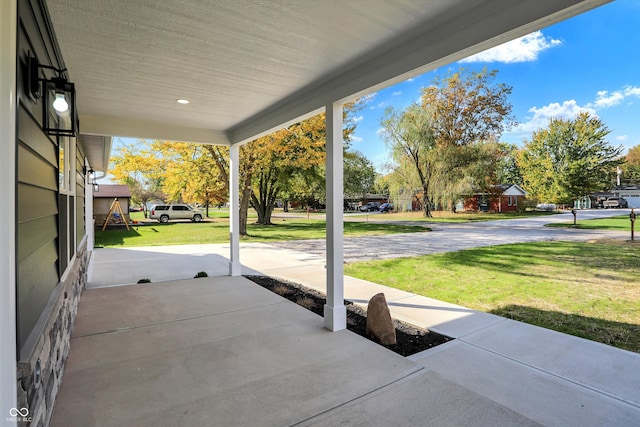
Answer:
421;184;432;217
142;197;149;218
239;172;252;235
252;171;279;225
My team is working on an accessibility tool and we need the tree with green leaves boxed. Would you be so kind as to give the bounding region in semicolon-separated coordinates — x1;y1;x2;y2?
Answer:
152;141;228;216
242;101;361;225
622;144;640;182
517;112;623;204
380;68;513;216
495;143;523;186
245;113;327;225
344;150;376;200
381;104;437;216
109;142;166;217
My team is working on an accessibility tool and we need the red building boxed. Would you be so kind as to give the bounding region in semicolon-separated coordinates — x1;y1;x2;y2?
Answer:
463;184;527;212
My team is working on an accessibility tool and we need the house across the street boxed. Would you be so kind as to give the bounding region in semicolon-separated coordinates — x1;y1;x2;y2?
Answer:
462;184;527;213
613;185;640;208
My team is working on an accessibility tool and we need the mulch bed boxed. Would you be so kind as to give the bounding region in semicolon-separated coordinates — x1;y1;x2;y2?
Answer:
245;275;452;357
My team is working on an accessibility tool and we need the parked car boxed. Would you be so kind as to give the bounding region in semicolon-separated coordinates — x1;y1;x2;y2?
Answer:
535;203;556;212
150;204;204;222
602;197;628;209
359;202;380;212
379;202;394;213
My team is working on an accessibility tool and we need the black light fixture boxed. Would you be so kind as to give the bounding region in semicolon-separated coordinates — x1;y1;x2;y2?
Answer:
28;54;78;137
87;168;99;193
42;73;77;137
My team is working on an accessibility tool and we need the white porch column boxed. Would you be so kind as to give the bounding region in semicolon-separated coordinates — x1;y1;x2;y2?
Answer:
229;144;241;276
0;0;18;422
85;161;95;252
324;102;346;331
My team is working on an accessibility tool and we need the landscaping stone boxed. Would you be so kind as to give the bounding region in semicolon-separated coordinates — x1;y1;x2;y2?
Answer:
366;293;397;345
245;275;451;356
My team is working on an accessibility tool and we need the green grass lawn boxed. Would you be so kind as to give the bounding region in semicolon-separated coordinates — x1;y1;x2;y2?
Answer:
546;214;635;231
344;241;640;352
95;218;428;247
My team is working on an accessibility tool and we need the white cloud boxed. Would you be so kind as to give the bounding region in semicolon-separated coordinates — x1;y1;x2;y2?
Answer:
592;90;625;108
371;101;387;110
406;78;415;82
460;31;561;64
510;100;596;134
392;91;402;96
506;84;640;142
351;135;363;143
376;127;387;137
352;115;364;123
625;86;640;97
587;85;640;109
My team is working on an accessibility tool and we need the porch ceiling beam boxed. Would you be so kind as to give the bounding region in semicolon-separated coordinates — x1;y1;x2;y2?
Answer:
227;0;608;146
80;114;231;145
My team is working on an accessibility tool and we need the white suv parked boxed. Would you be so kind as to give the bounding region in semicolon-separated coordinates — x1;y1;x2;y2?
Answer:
150;204;204;223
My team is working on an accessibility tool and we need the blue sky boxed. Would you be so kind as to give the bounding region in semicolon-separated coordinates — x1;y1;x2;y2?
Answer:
351;0;640;172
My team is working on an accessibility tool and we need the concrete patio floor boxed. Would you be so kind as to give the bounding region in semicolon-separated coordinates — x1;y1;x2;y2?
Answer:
51;242;640;426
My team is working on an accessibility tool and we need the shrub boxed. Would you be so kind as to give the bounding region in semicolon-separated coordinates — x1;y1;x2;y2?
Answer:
194;271;208;278
296;297;316;310
137;278;151;283
272;285;292;296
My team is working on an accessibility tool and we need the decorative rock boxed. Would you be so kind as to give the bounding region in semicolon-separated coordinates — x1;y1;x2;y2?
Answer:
366;293;397;345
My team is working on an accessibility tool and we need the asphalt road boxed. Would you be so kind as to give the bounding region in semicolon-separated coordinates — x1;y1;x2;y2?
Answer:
269;209;633;262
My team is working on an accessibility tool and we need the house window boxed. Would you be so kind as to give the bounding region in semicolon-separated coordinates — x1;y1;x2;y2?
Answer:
58;137;76;195
59;142;65;190
507;196;513;206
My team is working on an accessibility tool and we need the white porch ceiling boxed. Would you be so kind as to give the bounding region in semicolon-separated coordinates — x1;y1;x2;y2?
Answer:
47;0;608;148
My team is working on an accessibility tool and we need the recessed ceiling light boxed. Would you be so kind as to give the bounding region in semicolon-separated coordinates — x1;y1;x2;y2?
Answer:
176;99;189;104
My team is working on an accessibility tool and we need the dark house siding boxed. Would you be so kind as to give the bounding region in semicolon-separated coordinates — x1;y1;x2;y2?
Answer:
16;107;60;350
13;2;92;424
16;0;86;351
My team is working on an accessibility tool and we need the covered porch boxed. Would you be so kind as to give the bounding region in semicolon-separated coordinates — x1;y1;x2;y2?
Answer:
4;0;632;425
51;244;640;425
42;0;616;334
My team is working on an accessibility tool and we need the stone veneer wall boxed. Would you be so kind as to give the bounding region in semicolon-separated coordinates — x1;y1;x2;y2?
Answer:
16;241;90;427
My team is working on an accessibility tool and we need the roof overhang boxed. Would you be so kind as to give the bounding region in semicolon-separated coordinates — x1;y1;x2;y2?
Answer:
79;134;112;173
46;0;610;150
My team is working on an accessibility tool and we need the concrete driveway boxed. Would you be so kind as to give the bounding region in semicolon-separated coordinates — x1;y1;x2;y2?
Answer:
270;209;632;262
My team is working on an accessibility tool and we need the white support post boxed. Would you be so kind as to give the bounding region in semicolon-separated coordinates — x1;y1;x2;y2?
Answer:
324;102;346;331
85;160;94;252
1;0;18;423
229;144;241;276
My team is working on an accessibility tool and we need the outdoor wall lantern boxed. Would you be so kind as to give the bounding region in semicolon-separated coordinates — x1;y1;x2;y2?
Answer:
87;168;99;193
27;55;78;137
